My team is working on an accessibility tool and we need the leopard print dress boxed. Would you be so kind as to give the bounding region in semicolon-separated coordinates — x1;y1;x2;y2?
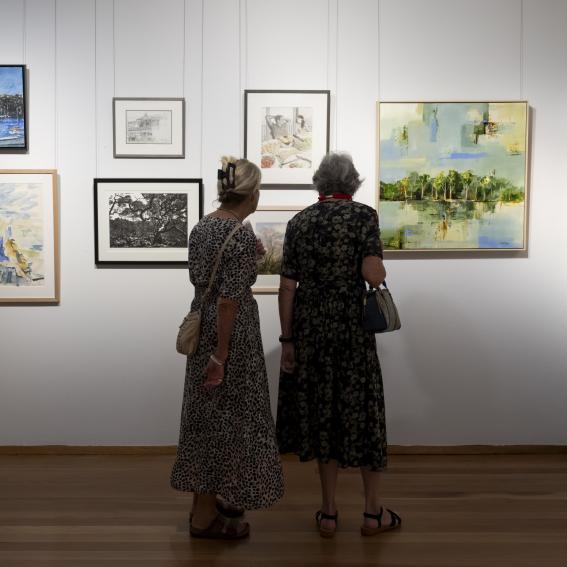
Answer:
170;216;284;510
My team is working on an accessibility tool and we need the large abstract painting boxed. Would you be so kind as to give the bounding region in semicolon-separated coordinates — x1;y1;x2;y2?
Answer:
0;65;27;151
0;170;59;303
378;101;529;251
94;178;202;264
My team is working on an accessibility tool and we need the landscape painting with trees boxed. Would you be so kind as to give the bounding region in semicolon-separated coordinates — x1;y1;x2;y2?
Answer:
378;102;528;251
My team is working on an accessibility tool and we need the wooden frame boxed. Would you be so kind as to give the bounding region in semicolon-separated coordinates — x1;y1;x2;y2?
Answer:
94;178;203;265
0;64;28;152
244;90;331;187
0;169;59;304
251;206;304;294
112;97;186;158
376;100;530;255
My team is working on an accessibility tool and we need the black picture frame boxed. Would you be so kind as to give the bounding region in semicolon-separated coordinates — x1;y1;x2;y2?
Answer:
244;89;331;188
94;178;203;266
0;64;28;153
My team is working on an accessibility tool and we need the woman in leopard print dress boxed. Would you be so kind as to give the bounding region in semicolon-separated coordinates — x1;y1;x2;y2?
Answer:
171;157;284;539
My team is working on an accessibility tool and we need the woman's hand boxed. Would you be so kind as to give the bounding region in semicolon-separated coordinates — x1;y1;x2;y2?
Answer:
256;238;266;257
281;343;295;374
203;357;225;389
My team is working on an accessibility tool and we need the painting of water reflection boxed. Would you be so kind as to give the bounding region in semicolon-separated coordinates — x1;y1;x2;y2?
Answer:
0;65;27;150
378;102;529;251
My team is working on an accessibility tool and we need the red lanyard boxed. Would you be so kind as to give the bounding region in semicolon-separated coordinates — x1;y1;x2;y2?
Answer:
318;193;353;202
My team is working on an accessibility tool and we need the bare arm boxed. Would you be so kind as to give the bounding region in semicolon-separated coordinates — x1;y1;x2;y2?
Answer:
278;276;297;337
362;255;387;288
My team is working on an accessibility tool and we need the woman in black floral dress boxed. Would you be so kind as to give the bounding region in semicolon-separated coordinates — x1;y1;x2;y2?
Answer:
277;153;401;538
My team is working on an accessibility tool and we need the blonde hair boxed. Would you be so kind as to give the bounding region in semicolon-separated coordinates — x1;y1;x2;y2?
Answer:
218;155;261;204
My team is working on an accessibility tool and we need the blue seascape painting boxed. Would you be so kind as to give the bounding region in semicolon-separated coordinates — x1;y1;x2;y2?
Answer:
0;66;26;149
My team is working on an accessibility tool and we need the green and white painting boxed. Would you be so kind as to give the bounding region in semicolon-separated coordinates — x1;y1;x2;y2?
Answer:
378;101;528;251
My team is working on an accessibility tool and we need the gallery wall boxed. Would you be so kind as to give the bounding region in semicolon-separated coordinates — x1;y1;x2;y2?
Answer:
1;0;566;445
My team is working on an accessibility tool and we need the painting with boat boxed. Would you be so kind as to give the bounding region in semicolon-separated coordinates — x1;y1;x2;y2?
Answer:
0;65;27;150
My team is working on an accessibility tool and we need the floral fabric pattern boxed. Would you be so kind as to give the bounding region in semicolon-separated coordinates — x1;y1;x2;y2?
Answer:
276;200;388;470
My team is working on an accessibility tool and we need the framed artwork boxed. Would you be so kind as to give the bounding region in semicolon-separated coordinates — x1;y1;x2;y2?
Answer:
244;90;330;187
0;65;27;151
113;98;185;158
94;178;203;265
247;206;303;293
378;101;529;252
0;170;59;303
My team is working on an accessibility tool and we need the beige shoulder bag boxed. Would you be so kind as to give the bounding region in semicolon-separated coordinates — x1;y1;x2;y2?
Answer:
176;223;242;356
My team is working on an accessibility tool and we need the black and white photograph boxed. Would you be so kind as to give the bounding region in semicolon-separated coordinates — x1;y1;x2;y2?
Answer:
113;98;185;158
94;179;202;264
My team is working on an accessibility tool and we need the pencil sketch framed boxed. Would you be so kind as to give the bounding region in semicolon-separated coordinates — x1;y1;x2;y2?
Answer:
378;101;529;253
248;206;304;294
94;178;203;265
113;98;185;158
244;90;330;187
0;65;28;152
0;170;59;303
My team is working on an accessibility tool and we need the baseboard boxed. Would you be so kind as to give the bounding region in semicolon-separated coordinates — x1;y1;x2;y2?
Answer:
0;445;566;456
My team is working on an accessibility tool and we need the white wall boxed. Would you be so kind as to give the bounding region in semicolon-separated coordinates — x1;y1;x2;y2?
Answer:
1;0;566;445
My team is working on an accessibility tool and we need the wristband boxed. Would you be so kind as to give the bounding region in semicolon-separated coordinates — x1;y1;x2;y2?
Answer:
279;336;295;344
210;354;225;366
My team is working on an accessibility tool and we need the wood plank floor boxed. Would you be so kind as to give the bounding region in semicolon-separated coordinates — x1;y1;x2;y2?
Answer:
0;455;566;566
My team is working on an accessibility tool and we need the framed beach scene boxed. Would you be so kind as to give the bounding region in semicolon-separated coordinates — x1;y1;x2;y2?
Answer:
0;170;59;303
0;65;27;151
378;101;529;252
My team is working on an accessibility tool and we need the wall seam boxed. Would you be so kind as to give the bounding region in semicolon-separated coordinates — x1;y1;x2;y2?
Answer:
112;0;117;97
520;0;525;99
199;0;204;179
94;0;98;177
54;0;58;168
182;0;186;99
22;0;26;63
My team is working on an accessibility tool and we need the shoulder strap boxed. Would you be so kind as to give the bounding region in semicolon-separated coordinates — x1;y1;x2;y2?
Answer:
202;223;243;303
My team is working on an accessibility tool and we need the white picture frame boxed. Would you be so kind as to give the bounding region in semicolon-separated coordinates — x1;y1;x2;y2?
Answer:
0;170;59;304
244;90;330;187
113;98;185;158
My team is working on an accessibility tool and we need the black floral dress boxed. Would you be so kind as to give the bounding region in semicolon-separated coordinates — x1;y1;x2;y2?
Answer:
276;200;387;470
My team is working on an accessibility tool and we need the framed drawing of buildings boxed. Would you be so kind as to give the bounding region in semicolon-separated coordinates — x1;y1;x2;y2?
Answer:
94;178;202;265
244;90;330;187
0;170;59;303
378;101;529;252
247;206;303;293
0;65;27;152
113;98;185;158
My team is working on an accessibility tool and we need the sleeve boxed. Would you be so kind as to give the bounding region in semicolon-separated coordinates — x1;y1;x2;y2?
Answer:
218;228;257;301
362;208;384;259
280;219;300;281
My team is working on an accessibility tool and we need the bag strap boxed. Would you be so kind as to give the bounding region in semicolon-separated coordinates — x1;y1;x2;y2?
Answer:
201;223;243;303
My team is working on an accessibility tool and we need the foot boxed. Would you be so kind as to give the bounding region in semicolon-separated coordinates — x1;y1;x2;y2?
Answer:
316;509;338;537
363;507;394;529
361;506;402;536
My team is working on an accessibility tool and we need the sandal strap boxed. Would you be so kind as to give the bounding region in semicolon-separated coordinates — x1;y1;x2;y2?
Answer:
386;508;402;527
316;510;338;522
363;506;383;527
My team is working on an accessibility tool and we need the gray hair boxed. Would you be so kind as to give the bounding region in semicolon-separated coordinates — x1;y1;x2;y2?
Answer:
313;152;362;195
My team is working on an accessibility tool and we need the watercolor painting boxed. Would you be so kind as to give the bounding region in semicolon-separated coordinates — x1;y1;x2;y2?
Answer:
0;65;26;149
0;171;58;303
255;221;287;275
126;110;172;144
261;107;312;169
378;102;528;251
108;192;187;248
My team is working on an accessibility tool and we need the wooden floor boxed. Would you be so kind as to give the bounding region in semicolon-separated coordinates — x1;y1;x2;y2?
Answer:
0;455;566;566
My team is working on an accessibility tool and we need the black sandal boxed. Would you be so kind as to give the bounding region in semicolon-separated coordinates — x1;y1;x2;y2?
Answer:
315;510;338;539
361;507;402;536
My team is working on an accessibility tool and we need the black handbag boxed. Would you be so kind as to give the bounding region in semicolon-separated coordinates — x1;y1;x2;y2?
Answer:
362;281;401;333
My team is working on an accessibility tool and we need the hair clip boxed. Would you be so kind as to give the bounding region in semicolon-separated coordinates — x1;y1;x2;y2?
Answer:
217;163;237;189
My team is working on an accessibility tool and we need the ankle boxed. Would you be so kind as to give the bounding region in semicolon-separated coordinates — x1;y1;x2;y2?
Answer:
321;503;337;515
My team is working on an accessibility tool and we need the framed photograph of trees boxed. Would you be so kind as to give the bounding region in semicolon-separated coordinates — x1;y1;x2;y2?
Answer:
94;178;203;265
378;101;529;252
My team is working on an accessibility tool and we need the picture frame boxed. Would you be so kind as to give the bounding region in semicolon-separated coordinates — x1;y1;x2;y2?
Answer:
0;170;59;303
0;65;28;152
377;100;530;253
113;98;185;158
248;206;304;294
94;178;203;265
244;90;330;187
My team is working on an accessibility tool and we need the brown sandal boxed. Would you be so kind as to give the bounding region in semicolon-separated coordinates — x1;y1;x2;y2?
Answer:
361;507;402;536
190;513;250;540
315;510;338;539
